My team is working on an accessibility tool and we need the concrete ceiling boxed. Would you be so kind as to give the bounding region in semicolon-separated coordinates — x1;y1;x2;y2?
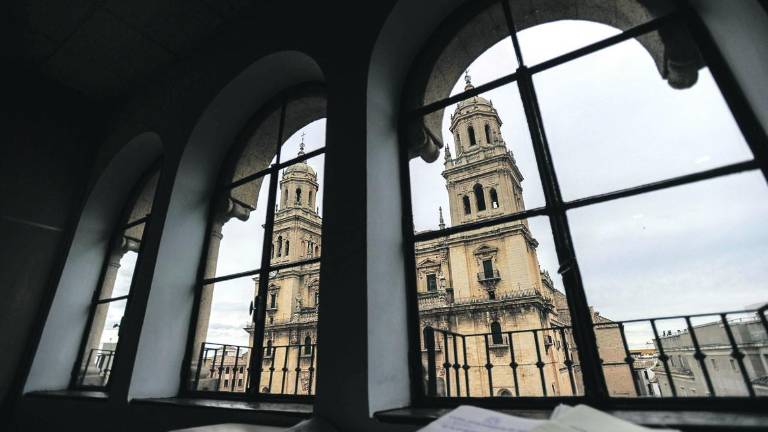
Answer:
12;0;256;97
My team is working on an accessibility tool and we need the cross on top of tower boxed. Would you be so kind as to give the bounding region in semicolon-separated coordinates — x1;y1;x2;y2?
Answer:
464;69;473;91
298;132;306;156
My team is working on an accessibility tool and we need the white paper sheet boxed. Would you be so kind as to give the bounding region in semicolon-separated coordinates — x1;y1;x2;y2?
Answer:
417;405;546;432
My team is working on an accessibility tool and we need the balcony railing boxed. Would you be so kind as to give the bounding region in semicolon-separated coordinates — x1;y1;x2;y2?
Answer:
421;304;768;399
190;341;317;396
422;325;579;398
477;269;501;282
75;348;115;387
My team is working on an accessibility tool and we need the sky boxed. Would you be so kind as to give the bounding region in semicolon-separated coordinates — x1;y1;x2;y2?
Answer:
99;21;768;353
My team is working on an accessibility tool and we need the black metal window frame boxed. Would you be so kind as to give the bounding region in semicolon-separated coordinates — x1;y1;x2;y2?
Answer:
69;162;161;391
180;85;325;402
398;1;768;411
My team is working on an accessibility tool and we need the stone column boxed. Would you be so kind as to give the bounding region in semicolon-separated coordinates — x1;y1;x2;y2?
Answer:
82;236;139;381
190;197;252;386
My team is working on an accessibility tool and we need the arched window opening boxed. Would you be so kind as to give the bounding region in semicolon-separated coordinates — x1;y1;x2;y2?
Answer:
474;184;486;211
304;336;312;355
314;290;319;307
73;166;160;389
314;245;319;256
491;321;503;345
395;0;750;405
187;86;326;397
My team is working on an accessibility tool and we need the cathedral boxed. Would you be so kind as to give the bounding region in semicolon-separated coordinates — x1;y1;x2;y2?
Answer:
246;75;633;397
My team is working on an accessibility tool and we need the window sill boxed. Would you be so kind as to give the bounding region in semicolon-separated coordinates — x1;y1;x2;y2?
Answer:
374;406;768;430
131;397;313;418
25;389;109;401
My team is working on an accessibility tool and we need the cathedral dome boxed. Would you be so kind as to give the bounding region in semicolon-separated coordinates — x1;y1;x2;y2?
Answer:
284;160;316;177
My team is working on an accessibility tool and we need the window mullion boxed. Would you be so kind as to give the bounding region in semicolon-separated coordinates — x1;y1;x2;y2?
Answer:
248;98;288;396
516;68;609;402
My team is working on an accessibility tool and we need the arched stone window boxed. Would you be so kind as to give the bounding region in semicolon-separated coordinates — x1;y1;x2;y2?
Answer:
474;184;486;211
185;84;327;397
484;124;492;143
308;190;313;207
265;340;273;357
490;321;503;345
304;336;312;355
490;188;499;209
467;125;476;146
73;165;161;388
462;195;471;215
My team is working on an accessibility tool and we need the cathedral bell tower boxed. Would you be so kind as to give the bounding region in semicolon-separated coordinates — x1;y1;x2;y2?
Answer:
443;72;526;226
272;134;322;264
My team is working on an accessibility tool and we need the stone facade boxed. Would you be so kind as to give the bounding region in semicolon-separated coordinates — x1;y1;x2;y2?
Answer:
246;140;321;396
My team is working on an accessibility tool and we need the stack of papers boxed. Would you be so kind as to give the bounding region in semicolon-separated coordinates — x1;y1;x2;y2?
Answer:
417;404;680;432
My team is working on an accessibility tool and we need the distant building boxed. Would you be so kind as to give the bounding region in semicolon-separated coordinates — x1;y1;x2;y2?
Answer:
654;317;768;397
197;346;249;393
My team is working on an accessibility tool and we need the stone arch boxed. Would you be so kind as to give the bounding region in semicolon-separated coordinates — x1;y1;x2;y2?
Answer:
131;51;325;398
399;0;703;161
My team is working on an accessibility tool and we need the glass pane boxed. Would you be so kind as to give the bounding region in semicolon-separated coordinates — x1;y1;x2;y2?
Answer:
533;25;753;201
518;20;622;67
570;171;768;320
279;118;326;164
419;1;518;108
188;276;254;392
209;174;271;279
108;250;137;299
273;154;324;266
411;82;544;232
75;299;126;387
415;217;584;397
257;267;320;396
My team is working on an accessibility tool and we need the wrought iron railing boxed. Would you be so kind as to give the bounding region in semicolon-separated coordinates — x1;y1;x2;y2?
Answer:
191;341;317;396
76;348;115;387
422;325;579;398
421;304;768;399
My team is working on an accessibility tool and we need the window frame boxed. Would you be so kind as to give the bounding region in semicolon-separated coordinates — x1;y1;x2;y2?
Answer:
397;0;768;412
69;161;161;391
179;84;326;402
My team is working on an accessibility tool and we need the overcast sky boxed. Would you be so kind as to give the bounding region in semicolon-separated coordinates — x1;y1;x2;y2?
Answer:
102;21;767;353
